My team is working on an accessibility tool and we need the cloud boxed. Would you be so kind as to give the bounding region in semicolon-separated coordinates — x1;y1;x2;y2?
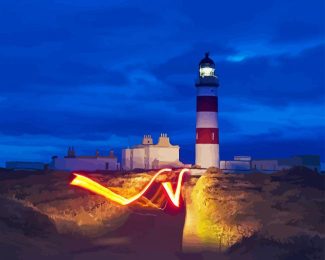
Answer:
0;53;130;93
0;0;324;165
271;21;325;44
152;44;238;79
152;44;325;107
218;44;325;106
220;135;325;161
72;7;160;29
1;44;324;165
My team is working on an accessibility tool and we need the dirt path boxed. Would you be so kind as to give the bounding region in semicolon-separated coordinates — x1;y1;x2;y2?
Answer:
69;209;186;259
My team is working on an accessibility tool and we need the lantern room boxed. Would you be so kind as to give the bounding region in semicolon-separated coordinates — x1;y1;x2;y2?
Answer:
199;52;216;78
196;52;219;87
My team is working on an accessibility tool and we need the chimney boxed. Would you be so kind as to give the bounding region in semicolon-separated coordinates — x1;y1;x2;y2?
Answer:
142;134;153;145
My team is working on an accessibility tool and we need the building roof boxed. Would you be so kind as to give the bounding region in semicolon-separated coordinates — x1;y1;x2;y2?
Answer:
75;156;117;159
199;52;215;66
129;134;179;149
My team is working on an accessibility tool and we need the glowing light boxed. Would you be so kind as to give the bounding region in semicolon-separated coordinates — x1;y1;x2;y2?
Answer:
162;168;187;207
70;168;189;207
200;67;214;77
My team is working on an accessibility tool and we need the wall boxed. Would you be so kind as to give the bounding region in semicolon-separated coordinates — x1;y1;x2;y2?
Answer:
220;160;251;171
148;146;179;168
53;157;119;171
5;161;45;170
131;148;145;169
121;145;180;170
122;149;131;170
251;160;278;172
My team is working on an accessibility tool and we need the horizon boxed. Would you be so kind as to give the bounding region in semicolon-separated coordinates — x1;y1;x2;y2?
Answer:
0;0;324;167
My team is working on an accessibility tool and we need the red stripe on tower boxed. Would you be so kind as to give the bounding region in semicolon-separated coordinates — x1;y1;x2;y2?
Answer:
196;96;218;112
196;128;219;144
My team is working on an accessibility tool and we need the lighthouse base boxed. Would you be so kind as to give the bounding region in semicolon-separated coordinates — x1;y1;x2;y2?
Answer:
190;169;207;176
195;144;219;169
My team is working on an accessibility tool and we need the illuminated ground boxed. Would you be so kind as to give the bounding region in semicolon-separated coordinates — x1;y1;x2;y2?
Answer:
0;170;187;259
0;167;324;259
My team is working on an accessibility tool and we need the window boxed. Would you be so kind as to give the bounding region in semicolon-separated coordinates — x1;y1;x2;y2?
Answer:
200;67;215;77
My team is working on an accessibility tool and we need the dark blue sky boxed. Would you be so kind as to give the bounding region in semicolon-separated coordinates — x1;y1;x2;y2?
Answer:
0;0;324;166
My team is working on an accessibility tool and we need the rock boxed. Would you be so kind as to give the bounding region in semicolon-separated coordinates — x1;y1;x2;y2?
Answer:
206;167;223;174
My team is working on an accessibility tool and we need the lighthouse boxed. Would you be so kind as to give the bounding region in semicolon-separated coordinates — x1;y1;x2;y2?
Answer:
195;53;220;168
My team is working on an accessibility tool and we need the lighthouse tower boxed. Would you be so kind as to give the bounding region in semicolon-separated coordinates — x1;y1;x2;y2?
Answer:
195;53;220;169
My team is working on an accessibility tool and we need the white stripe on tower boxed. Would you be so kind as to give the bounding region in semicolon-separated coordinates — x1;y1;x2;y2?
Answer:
196;111;218;128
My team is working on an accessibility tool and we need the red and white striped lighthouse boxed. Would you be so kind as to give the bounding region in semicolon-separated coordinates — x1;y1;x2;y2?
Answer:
195;53;219;168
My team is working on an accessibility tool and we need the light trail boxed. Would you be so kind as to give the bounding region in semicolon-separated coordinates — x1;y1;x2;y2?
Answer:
70;168;189;207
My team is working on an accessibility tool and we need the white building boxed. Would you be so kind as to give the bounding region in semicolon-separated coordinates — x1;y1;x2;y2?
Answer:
252;155;321;173
220;156;251;172
122;134;184;170
50;147;120;171
220;155;321;173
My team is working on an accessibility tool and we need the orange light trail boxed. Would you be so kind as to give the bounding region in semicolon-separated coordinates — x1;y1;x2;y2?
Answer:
70;168;189;207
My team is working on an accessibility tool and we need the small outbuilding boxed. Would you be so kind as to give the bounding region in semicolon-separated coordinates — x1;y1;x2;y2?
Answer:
50;147;120;171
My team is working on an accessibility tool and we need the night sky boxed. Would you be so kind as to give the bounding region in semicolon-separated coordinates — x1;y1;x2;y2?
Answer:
0;0;324;166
